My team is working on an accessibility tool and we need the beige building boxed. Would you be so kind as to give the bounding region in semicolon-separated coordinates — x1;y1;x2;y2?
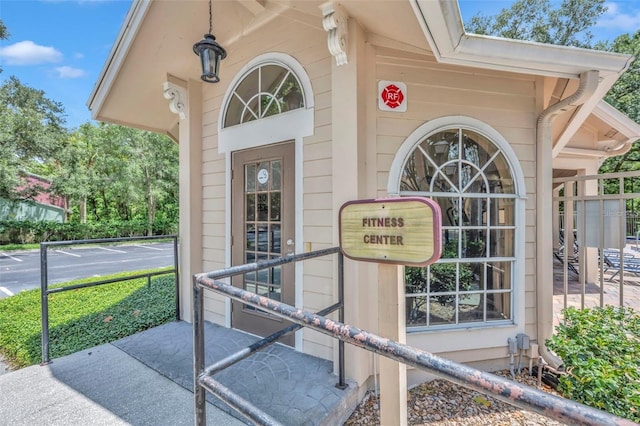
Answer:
89;0;640;408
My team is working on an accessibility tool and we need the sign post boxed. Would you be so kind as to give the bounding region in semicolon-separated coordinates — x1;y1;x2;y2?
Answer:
339;197;442;425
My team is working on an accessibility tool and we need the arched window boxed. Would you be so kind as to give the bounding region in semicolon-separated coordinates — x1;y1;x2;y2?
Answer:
218;54;313;153
223;63;304;128
395;122;522;330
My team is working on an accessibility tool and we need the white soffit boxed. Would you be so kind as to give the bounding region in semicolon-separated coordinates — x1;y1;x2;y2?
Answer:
593;101;640;141
410;0;633;80
87;0;151;120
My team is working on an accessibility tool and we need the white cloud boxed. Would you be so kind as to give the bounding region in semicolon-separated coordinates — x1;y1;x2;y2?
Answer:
55;66;86;79
0;40;63;65
598;2;640;31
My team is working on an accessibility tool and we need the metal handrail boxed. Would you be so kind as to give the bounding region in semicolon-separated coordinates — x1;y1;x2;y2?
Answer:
40;235;179;364
193;248;635;426
193;247;344;426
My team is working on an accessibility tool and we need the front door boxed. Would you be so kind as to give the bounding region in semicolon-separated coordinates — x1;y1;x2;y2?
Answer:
231;142;295;345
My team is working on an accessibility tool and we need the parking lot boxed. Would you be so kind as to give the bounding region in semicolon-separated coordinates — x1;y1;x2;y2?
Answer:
0;242;175;298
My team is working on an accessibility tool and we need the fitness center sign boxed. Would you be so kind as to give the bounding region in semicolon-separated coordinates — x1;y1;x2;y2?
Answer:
339;197;442;266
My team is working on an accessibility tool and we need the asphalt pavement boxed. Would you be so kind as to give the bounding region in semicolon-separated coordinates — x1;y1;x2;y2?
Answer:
0;242;175;298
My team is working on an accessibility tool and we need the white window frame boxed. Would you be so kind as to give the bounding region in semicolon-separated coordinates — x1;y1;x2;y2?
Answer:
217;53;314;154
387;116;527;343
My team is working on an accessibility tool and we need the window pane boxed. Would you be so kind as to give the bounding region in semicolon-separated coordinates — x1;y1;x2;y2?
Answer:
429;262;457;294
246;193;255;221
490;198;514;226
440;233;459;258
429;297;455;325
246;224;256;251
487;153;515;193
405;266;427;294
406;295;427;325
256;162;269;191
270;192;281;221
461;198;487;226
281;73;304;112
490;229;514;257
257;193;268;221
271;160;281;190
462;130;497;167
246;164;256;192
434;197;459;227
458;293;484;323
257;224;268;252
400;151;432;192
271;224;281;252
487;292;511;321
487;261;512;290
462;230;486;258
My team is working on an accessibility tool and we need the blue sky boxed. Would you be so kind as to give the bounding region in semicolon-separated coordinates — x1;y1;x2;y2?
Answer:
1;0;638;130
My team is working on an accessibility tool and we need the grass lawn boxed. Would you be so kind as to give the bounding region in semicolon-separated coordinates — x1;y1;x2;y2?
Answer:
0;269;176;369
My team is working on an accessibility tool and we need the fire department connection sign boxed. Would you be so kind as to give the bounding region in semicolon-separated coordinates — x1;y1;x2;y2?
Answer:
339;197;442;266
378;80;407;112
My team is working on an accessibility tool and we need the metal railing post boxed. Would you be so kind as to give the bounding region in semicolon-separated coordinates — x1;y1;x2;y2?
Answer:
337;251;346;389
40;243;50;365
193;276;206;426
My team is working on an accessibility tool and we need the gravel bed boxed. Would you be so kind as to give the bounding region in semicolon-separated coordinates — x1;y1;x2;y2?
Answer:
345;369;566;425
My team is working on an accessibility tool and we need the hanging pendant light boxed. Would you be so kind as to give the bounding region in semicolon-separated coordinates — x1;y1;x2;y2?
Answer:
193;0;227;83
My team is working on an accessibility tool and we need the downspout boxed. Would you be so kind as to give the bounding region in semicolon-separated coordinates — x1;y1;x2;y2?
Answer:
535;70;599;370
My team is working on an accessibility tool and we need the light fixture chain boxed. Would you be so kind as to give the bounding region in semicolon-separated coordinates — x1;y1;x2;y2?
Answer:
208;0;213;34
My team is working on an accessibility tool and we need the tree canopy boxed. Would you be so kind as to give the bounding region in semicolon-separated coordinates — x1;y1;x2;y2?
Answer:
465;0;607;48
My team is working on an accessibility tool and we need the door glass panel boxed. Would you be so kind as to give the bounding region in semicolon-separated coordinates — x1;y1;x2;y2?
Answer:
270;192;281;221
271;224;281;252
246;224;256;251
257;193;268;221
271;160;281;190
246;194;255;221
246;164;256;191
257;162;269;191
257;224;268;252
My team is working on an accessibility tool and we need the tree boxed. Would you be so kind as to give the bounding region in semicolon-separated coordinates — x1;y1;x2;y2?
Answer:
51;122;179;233
0;19;7;74
465;0;607;48
0;77;67;201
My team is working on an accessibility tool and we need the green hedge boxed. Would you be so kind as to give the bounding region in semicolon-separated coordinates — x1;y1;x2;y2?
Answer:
0;272;176;368
0;219;177;244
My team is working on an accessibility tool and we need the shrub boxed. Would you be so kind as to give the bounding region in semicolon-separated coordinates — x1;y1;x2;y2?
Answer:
0;219;177;245
547;306;640;422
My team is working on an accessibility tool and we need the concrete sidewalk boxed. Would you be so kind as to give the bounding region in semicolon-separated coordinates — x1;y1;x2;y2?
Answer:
0;321;358;426
0;343;243;426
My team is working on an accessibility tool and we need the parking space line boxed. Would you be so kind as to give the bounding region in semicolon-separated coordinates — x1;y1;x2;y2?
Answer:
55;250;82;258
97;247;127;254
1;252;23;262
0;287;14;297
131;244;164;251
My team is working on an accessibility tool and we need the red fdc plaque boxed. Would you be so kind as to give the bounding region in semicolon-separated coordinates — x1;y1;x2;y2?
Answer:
339;197;442;267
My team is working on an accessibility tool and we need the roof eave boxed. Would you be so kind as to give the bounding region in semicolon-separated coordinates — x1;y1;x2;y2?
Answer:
87;0;151;123
410;0;633;79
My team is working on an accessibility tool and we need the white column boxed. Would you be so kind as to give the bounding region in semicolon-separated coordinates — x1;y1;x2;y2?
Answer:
378;264;408;426
165;78;203;322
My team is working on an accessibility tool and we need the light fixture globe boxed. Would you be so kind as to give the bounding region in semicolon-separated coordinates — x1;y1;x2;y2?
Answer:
193;33;227;83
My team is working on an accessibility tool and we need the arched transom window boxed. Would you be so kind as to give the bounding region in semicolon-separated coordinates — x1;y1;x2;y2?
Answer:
401;127;517;330
223;63;304;128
